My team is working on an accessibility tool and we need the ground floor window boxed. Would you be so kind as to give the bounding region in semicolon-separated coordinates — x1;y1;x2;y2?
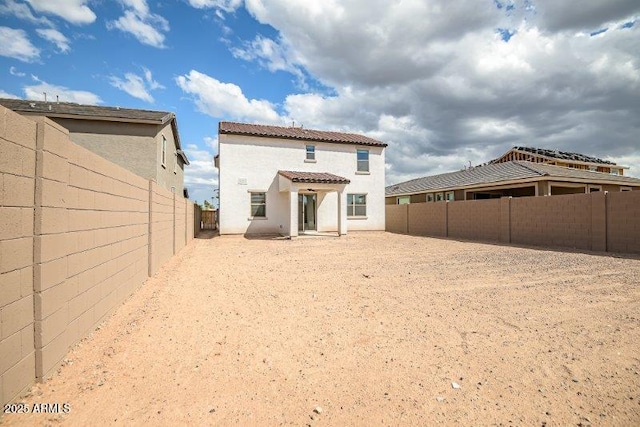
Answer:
397;196;410;205
250;192;266;217
436;192;444;201
348;194;367;217
446;191;454;201
427;193;434;202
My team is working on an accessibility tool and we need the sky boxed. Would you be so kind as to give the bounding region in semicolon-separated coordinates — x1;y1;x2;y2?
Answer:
1;0;639;205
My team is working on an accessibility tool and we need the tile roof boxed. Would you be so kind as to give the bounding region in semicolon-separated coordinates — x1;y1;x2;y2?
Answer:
279;170;351;184
496;146;617;165
386;161;640;195
0;98;172;123
219;121;387;147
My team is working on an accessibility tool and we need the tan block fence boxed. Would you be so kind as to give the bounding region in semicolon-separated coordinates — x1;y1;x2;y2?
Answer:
386;191;640;254
0;106;198;405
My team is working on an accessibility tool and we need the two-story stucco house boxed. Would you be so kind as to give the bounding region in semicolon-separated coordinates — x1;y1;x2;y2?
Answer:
0;98;189;195
216;122;387;236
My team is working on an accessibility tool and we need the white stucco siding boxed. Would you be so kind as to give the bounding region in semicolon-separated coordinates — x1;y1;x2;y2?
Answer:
218;134;385;235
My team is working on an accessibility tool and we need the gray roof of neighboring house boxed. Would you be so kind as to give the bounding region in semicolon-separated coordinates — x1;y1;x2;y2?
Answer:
0;98;171;122
219;121;387;147
495;146;617;165
0;98;189;164
278;170;351;184
386;161;640;196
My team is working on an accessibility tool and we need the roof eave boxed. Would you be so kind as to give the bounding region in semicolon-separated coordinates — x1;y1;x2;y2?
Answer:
170;115;189;165
16;110;167;125
385;175;640;197
220;129;387;147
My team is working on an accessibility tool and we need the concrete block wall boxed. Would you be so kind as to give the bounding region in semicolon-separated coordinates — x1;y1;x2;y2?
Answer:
31;116;151;380
386;192;639;255
0;107;37;405
510;193;592;250
385;204;408;234
607;190;640;254
448;199;501;242
408;202;446;237
0;106;198;406
149;182;174;276
187;202;195;241
175;196;187;252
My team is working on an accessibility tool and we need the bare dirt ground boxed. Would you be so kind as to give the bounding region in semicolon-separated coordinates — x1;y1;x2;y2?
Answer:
4;232;640;426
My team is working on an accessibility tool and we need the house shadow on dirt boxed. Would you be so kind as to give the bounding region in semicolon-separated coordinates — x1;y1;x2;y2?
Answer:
196;230;218;239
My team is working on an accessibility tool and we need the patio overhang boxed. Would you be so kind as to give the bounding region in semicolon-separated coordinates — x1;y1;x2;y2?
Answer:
278;170;350;192
277;170;349;237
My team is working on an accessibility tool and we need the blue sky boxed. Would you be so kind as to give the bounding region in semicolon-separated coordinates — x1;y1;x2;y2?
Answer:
1;0;639;205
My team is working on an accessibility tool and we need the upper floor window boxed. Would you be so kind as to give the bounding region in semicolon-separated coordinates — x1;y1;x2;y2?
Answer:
306;145;315;161
357;149;369;172
161;136;167;168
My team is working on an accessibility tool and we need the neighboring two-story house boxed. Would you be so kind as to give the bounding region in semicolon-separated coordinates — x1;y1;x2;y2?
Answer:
216;122;387;236
0;98;189;195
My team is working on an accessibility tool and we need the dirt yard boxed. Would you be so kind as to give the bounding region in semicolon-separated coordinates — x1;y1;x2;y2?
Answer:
4;232;640;426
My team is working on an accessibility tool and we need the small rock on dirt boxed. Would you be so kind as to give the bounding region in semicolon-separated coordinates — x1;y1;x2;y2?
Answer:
452;382;461;389
313;406;323;414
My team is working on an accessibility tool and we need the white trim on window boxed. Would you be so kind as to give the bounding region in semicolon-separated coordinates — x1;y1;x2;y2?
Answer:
161;135;167;168
249;191;267;218
347;193;367;217
356;149;369;172
306;144;316;161
588;185;602;193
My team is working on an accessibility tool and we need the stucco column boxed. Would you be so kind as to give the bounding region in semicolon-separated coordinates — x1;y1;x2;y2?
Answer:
338;188;347;236
289;188;298;237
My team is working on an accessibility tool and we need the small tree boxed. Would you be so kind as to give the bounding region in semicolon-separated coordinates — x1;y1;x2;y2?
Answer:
203;199;213;210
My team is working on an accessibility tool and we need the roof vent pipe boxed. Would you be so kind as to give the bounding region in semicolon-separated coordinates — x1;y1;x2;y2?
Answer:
43;92;47;102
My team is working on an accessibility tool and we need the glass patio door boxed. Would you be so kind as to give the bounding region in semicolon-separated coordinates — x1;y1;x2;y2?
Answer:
298;193;317;232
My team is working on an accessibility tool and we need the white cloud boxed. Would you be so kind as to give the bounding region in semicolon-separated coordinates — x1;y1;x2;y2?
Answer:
25;0;96;25
187;0;242;12
109;73;154;103
143;67;164;90
0;90;20;99
233;0;640;185
107;0;169;48
0;0;53;26
24;78;102;104
183;141;218;204
109;68;163;103
231;34;306;86
0;27;40;62
9;66;26;77
176;70;281;124
36;28;71;53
